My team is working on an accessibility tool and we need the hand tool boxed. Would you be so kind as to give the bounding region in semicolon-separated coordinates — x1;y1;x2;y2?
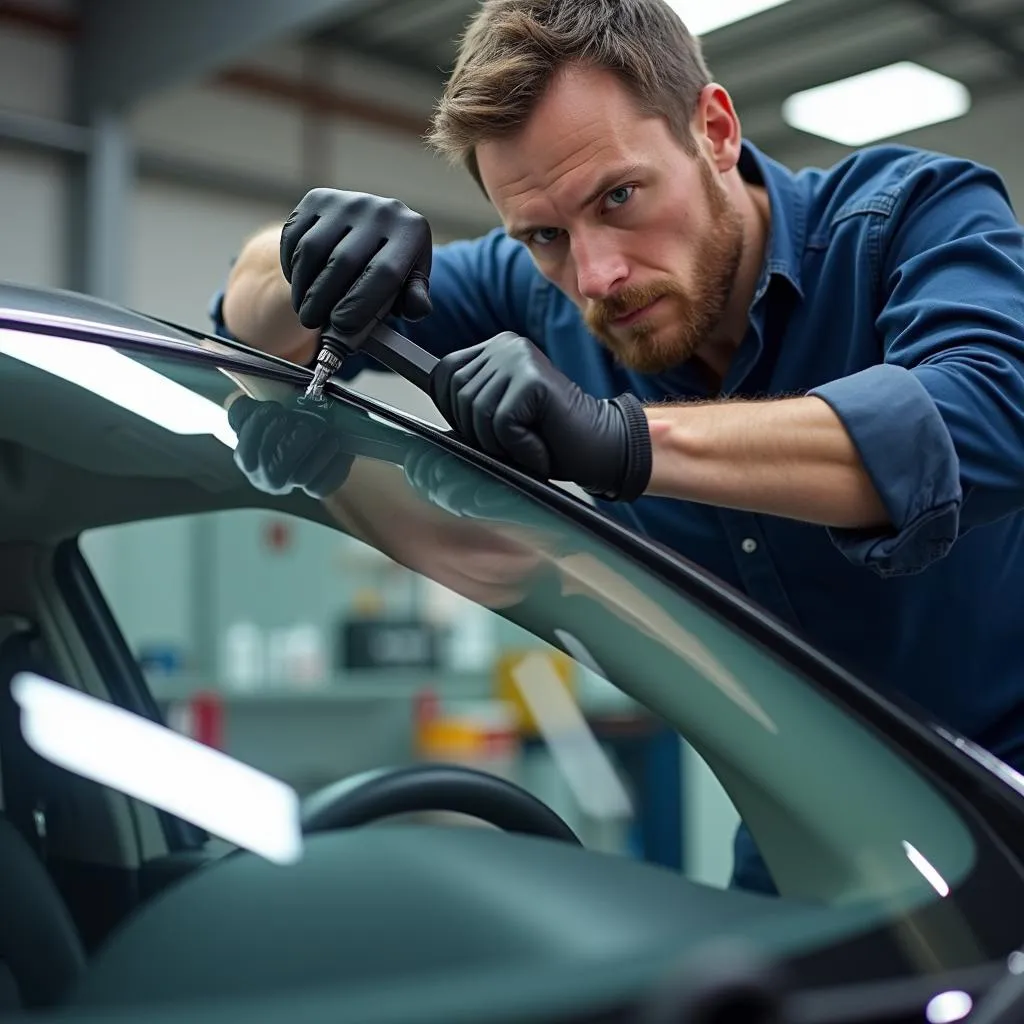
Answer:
304;296;438;400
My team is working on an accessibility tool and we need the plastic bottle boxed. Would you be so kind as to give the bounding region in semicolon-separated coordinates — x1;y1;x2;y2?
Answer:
221;621;264;692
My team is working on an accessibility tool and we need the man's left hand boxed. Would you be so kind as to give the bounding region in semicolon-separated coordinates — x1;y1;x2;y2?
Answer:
227;395;354;499
429;332;652;501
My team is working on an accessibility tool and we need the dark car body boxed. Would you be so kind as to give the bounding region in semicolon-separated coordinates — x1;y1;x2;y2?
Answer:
0;280;1022;1023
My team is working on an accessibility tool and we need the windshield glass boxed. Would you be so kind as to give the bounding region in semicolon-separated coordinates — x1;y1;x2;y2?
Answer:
1;326;1017;985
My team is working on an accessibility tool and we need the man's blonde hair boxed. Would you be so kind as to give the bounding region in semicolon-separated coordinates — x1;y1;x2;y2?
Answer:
426;0;712;189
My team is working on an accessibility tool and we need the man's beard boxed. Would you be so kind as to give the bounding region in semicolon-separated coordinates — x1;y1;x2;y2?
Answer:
584;160;745;375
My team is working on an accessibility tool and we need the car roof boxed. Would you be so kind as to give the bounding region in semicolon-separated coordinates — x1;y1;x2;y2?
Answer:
0;281;581;546
0;278;756;642
0;280;203;345
0;281;303;541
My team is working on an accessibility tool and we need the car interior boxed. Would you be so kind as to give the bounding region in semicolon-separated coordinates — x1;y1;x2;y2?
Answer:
2;285;1024;1022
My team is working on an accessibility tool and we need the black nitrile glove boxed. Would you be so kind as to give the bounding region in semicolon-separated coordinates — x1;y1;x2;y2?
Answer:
228;396;355;499
429;332;652;502
279;188;432;333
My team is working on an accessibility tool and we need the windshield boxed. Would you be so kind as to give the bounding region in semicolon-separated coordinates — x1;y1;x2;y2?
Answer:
1;324;1019;986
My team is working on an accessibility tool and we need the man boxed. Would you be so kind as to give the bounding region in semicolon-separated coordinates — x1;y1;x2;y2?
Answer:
213;0;1024;892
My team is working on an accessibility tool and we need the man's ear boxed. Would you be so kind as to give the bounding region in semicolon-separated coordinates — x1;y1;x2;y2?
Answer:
692;83;743;173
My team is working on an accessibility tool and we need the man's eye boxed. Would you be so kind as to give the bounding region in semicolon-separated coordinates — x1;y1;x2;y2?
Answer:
604;186;634;209
531;227;563;246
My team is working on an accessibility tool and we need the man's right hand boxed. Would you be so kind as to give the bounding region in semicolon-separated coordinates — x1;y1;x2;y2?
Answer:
279;188;433;336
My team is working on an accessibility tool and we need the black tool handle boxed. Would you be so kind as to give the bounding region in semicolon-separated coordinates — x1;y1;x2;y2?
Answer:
319;295;438;394
360;322;439;393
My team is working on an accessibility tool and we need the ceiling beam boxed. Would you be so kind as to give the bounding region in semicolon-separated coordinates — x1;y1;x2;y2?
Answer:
701;0;891;64
214;66;430;137
354;0;470;48
911;0;1024;75
731;5;1024;131
0;0;76;36
0;108;89;155
77;0;380;113
137;151;494;239
727;25;963;111
314;29;451;78
326;0;900;80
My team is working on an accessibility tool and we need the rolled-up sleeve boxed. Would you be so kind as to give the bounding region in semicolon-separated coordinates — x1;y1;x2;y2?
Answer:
809;157;1024;576
810;364;961;576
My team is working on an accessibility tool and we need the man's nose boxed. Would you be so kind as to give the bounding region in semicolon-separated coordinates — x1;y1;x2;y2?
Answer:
572;233;628;301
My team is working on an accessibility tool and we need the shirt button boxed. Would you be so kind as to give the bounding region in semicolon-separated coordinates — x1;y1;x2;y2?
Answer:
741;538;758;554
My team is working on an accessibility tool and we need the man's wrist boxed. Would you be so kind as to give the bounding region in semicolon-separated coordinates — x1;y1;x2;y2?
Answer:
585;393;652;502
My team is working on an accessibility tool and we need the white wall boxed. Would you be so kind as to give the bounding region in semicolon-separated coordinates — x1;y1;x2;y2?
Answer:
0;7;69;289
0;13;68;121
0;150;64;288
0;10;497;418
131;84;307;184
127;74;496;326
130;179;287;327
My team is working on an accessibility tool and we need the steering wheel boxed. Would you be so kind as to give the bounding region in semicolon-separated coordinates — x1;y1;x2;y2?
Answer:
300;763;582;845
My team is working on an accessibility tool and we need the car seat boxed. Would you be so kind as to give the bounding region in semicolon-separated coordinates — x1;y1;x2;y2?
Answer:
0;813;85;1010
0;623;86;1010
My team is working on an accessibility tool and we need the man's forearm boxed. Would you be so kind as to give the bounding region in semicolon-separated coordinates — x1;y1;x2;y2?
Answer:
644;396;889;529
321;461;405;546
221;223;319;366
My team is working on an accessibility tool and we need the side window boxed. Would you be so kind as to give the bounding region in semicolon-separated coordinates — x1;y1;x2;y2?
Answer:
81;509;738;880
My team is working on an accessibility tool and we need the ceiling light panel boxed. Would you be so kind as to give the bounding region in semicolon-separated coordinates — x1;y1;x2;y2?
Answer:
667;0;794;36
782;62;971;146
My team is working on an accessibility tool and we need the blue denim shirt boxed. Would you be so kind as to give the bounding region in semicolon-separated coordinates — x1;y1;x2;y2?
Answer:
212;141;1024;878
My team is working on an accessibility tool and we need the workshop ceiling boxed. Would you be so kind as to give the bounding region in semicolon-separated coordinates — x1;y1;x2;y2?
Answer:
307;0;1024;157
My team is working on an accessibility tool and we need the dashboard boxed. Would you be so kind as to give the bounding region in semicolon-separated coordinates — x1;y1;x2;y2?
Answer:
59;826;975;1023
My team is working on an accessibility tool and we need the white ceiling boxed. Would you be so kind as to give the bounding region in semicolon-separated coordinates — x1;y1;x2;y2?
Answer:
306;0;1024;206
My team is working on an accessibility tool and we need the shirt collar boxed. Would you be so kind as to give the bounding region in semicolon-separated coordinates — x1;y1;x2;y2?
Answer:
737;140;807;301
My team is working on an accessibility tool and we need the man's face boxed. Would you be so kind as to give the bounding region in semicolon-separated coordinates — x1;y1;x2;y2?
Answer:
476;66;745;374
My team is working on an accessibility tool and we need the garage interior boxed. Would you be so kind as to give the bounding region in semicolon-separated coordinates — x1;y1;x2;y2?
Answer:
0;0;1021;892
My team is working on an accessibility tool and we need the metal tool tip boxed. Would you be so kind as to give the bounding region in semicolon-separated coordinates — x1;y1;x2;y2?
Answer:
304;375;324;400
304;358;336;400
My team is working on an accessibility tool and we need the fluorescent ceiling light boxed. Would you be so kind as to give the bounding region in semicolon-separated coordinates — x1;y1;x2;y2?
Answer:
668;0;793;36
0;329;238;449
782;62;971;146
13;672;302;865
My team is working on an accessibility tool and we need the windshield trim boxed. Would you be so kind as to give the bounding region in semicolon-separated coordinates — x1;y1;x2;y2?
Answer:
0;308;311;385
5;309;1022;825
